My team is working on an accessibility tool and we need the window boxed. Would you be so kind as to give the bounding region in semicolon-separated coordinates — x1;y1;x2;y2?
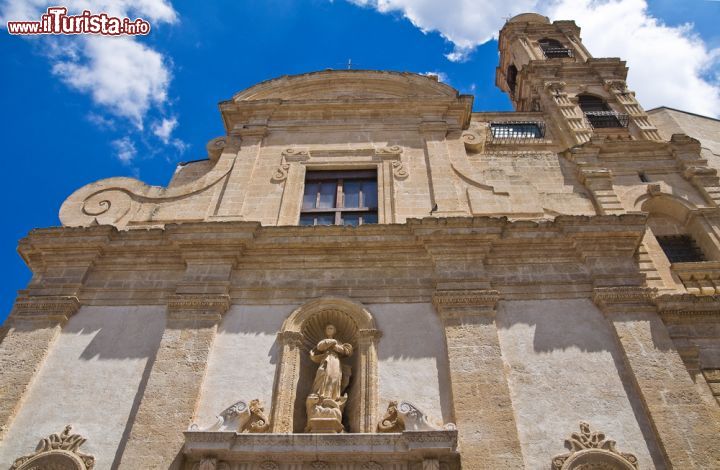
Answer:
538;38;573;59
506;64;518;94
490;121;545;141
300;170;378;226
656;235;706;263
577;94;629;129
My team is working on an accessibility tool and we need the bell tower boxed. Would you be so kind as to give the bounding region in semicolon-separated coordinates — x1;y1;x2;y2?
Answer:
496;13;661;145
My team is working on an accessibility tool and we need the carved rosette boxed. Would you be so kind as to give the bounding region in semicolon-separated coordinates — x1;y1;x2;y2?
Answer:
11;425;95;470
551;422;639;470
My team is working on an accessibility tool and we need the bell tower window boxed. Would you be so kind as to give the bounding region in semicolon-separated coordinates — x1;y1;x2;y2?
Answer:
578;94;628;128
538;38;573;58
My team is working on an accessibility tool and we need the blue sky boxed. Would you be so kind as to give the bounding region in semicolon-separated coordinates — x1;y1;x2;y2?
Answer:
1;0;719;322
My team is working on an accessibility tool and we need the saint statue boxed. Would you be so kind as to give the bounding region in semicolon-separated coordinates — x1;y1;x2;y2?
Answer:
305;324;353;433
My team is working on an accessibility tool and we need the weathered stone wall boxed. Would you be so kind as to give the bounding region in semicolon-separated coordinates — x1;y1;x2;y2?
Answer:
496;299;665;469
0;306;165;469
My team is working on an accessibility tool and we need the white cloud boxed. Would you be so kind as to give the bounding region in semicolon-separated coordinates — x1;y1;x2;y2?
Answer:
151;116;177;144
421;71;449;83
348;0;720;117
111;136;137;164
53;36;170;128
1;0;178;127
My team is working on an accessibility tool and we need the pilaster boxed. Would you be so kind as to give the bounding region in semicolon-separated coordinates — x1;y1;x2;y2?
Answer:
593;287;720;468
0;295;79;440
117;293;230;469
432;289;524;469
270;331;304;433
420;122;470;217
214;125;268;220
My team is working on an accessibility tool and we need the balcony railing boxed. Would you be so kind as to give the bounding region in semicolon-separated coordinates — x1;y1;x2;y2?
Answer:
489;121;546;143
584;111;629;129
541;47;573;59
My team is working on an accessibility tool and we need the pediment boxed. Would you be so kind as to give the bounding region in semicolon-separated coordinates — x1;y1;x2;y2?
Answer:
231;70;460;102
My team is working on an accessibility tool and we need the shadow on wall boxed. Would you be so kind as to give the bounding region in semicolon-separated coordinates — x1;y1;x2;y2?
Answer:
61;306;166;470
496;299;667;469
372;303;454;424
63;306;166;361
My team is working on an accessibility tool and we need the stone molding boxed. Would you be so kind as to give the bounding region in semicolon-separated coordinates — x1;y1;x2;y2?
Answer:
655;293;720;319
11;425;95;470
551;422;639;470
166;294;230;323
592;287;657;313
182;431;459;469
10;295;80;324
432;290;500;320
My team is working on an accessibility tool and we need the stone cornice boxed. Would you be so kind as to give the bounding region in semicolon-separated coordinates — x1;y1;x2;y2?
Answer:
592;287;657;314
432;290;500;320
183;430;458;460
166;294;230;324
654;293;720;320
14;215;651;307
10;295;80;324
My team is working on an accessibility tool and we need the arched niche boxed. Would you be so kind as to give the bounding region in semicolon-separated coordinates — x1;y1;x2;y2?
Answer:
270;297;381;433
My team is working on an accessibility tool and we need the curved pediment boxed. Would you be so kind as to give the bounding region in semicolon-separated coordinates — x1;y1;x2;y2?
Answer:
231;70;460;102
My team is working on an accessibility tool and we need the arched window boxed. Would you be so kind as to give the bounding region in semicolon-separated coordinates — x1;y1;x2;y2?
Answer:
577;94;627;128
506;64;518;94
538;37;572;58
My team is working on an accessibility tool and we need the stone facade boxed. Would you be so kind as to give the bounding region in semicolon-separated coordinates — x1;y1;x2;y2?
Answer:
1;12;720;470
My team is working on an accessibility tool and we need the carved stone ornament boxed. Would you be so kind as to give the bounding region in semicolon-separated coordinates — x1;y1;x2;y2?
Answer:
377;400;456;433
272;162;291;182
11;425;95;470
461;129;484;152
189;399;270;433
551;422;639;470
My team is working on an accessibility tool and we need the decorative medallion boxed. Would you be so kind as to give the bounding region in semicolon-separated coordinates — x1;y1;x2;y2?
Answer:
11;425;95;470
551;422;639;470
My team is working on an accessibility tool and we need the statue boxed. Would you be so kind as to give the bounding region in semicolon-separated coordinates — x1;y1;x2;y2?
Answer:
305;324;353;433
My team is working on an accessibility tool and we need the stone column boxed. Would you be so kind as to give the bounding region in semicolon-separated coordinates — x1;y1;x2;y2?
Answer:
432;290;524;469
117;294;229;469
593;287;720;469
0;295;79;440
270;331;304;433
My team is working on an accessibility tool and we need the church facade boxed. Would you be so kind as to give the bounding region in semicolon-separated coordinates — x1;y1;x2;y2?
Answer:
1;12;719;470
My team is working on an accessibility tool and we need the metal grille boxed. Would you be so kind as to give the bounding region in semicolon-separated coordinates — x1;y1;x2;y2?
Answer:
656;235;706;263
542;47;573;59
584;111;629;129
489;121;545;142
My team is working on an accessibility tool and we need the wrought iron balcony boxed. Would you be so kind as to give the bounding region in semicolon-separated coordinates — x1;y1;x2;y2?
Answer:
542;47;573;59
489;121;545;143
584;111;629;129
